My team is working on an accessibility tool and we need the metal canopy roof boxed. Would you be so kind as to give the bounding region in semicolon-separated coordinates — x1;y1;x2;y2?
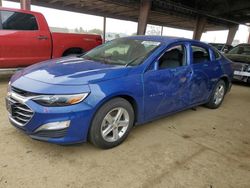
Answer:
9;0;250;31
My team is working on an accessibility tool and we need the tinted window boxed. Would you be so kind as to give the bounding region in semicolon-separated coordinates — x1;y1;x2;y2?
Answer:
228;45;250;55
159;45;186;69
210;43;224;51
0;10;38;30
192;45;210;64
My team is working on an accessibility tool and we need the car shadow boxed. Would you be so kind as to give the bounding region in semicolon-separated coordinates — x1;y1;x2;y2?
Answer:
232;81;250;87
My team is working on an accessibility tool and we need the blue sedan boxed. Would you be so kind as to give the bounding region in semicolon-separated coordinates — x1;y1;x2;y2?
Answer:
6;36;233;149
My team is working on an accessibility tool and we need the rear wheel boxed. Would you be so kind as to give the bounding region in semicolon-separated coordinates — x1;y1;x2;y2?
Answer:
247;77;250;84
89;98;134;149
206;80;226;109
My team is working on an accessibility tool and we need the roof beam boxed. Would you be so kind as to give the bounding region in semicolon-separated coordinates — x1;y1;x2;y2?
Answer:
213;0;250;16
6;0;233;31
193;16;206;40
226;25;239;45
20;0;31;10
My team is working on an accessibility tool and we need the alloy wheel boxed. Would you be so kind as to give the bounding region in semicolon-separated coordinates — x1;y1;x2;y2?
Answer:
101;107;130;142
213;84;225;105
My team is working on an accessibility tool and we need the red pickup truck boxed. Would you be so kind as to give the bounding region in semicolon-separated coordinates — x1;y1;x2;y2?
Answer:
0;7;102;69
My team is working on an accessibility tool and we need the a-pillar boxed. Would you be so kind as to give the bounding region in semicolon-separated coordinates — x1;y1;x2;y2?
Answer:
20;0;31;10
226;25;238;45
193;16;207;40
137;0;152;35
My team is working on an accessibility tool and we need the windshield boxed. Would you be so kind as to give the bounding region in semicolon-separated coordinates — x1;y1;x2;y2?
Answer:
228;45;250;55
210;44;224;50
81;38;161;66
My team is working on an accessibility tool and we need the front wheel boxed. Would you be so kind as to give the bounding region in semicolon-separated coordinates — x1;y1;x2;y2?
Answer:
206;80;226;109
89;98;134;149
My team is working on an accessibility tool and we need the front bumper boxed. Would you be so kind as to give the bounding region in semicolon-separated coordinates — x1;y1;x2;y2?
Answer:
6;92;94;144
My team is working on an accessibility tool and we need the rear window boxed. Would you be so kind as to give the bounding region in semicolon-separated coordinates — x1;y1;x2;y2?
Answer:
0;10;38;30
228;45;250;55
191;45;210;64
214;49;221;60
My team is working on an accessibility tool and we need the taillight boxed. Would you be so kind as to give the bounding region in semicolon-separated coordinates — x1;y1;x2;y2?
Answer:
96;36;103;44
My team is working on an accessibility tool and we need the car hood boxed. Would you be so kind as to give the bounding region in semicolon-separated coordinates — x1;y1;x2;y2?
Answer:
225;54;250;64
17;57;131;85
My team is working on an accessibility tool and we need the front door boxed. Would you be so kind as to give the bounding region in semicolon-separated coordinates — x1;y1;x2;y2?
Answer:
0;10;51;68
143;44;192;121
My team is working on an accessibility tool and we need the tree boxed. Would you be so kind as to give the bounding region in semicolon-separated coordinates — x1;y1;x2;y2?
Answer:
74;28;79;33
79;27;84;33
115;34;120;38
88;28;103;35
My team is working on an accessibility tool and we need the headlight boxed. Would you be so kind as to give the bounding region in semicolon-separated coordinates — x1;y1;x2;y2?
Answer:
32;93;89;106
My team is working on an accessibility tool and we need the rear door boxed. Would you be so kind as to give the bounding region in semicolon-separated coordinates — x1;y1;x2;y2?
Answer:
0;10;51;68
189;44;221;105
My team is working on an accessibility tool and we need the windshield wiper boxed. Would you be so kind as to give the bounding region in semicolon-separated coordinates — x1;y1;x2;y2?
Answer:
125;56;144;67
82;56;108;64
81;55;93;61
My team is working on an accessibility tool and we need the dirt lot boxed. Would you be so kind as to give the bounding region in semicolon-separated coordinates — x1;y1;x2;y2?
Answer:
0;75;250;188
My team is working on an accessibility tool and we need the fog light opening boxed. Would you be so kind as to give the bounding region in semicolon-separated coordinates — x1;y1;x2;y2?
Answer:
35;120;70;132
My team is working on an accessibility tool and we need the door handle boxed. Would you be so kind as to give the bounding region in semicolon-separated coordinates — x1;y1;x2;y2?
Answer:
37;35;48;40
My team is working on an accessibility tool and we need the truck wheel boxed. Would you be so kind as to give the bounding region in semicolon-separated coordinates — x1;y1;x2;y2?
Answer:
89;98;134;149
205;80;226;109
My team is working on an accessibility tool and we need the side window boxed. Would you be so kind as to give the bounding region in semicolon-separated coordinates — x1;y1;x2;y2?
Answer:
0;10;38;30
192;45;210;64
158;45;186;69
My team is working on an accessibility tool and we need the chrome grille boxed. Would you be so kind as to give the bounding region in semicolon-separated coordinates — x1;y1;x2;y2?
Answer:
232;62;249;71
11;86;36;97
8;97;34;127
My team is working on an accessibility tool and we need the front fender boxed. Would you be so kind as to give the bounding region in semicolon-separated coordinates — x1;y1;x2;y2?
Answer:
85;74;144;123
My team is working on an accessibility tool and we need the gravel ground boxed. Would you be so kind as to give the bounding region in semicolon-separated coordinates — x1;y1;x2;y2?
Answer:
0;75;250;188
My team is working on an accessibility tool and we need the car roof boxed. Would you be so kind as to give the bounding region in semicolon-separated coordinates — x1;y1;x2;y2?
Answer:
0;7;42;16
122;35;208;46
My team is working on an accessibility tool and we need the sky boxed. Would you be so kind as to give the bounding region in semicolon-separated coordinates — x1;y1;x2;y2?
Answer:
2;0;249;44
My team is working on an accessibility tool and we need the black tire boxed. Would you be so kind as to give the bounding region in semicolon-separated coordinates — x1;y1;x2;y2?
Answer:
247;77;250;85
89;98;134;149
205;80;226;109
